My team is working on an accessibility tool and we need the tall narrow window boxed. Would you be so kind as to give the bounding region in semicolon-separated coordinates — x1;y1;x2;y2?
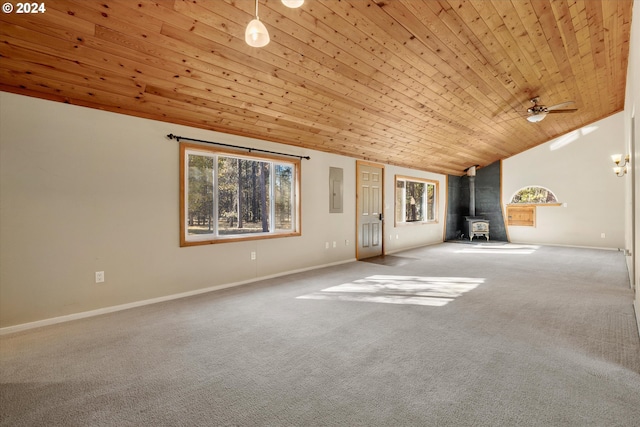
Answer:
395;176;438;225
180;143;301;246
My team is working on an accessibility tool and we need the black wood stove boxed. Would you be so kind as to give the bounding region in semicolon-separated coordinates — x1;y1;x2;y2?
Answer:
463;166;489;241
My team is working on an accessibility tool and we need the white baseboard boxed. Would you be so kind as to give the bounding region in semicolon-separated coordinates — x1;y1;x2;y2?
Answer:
0;258;356;336
506;240;621;251
385;240;443;255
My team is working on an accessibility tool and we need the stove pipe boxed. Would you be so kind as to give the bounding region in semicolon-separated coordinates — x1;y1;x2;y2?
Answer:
467;166;476;217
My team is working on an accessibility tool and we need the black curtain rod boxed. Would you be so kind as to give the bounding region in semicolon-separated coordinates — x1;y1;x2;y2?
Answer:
167;134;310;160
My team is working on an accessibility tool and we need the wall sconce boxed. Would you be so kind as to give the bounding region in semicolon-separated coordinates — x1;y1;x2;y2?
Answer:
611;154;630;177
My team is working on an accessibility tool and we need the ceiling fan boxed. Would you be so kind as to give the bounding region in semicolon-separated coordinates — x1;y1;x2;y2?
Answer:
526;97;578;123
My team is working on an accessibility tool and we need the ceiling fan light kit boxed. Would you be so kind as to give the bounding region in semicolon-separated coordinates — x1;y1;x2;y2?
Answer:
527;112;547;123
526;97;577;123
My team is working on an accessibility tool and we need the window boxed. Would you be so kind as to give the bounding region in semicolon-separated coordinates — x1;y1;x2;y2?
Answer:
395;175;438;225
507;186;561;227
180;143;300;246
509;186;559;204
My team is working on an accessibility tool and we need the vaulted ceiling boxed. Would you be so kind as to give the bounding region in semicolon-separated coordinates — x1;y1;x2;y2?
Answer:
0;0;633;175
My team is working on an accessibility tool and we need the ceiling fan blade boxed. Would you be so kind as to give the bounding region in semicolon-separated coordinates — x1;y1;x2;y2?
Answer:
547;109;578;114
547;101;575;110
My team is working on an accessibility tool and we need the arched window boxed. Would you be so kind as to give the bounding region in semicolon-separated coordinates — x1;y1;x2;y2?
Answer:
510;186;558;204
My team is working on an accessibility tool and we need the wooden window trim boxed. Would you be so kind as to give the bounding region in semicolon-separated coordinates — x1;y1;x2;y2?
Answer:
180;142;301;247
394;175;439;227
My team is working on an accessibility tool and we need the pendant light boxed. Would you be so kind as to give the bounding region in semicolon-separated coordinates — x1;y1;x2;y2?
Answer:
282;0;304;7
245;0;269;47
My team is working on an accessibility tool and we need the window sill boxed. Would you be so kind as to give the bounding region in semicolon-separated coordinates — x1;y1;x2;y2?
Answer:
507;203;562;207
181;231;301;247
395;220;439;227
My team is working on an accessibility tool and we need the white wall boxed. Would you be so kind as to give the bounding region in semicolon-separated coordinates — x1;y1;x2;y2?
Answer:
502;113;626;249
0;92;445;328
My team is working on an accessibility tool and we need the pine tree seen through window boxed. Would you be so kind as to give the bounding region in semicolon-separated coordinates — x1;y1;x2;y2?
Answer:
181;143;300;246
395;176;438;225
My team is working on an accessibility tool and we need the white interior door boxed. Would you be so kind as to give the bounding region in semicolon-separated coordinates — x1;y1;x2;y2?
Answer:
357;162;383;259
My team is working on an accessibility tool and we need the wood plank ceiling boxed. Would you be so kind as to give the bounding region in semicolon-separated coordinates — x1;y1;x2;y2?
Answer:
0;0;633;175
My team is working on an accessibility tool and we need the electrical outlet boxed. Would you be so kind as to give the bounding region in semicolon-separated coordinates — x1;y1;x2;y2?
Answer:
95;271;105;283
325;242;329;249
251;251;256;260
345;239;349;246
601;233;606;239
332;241;337;248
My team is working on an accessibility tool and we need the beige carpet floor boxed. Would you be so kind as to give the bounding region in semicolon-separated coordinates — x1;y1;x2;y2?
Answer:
1;242;639;426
